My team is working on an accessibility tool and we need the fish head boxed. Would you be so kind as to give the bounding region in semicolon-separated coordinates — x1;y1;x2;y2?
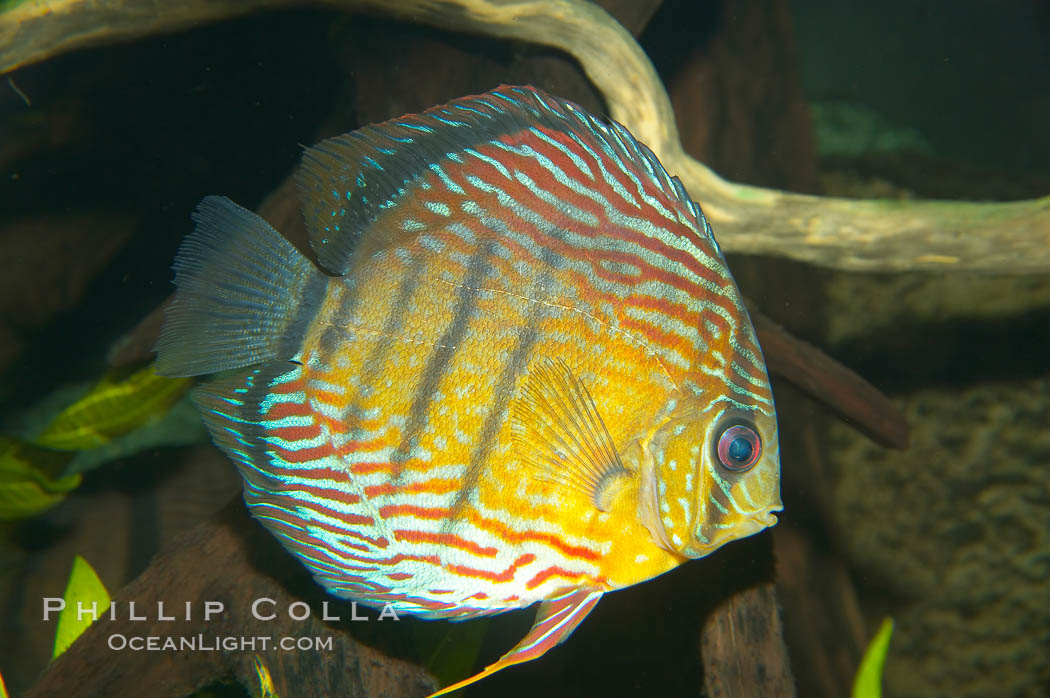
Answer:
638;397;781;559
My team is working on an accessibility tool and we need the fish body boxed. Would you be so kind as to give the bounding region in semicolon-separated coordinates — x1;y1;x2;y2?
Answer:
155;85;781;693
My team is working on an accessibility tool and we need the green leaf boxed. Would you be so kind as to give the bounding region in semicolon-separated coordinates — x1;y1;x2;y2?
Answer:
0;437;79;521
34;363;191;451
53;555;111;659
852;617;894;698
64;394;208;476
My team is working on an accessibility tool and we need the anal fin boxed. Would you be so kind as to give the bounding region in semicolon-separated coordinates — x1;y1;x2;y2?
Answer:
428;588;604;697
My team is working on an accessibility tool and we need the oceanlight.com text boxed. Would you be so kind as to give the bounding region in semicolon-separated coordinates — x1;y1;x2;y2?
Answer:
107;634;334;652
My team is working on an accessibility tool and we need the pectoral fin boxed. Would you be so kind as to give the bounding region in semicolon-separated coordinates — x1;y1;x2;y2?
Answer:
428;588;604;697
511;357;629;511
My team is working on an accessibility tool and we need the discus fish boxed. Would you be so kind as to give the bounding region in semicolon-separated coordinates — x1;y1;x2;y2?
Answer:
155;85;782;694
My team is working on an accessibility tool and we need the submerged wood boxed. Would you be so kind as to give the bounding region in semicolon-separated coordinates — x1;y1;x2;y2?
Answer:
750;306;910;450
701;582;797;698
1;0;1046;273
25;498;437;698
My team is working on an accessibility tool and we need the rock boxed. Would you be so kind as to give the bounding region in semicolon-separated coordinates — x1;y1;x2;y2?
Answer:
827;375;1050;698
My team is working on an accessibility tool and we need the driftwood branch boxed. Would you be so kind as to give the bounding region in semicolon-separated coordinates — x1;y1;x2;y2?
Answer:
2;0;1046;273
27;498;437;698
690;529;797;697
750;305;909;450
702;583;797;698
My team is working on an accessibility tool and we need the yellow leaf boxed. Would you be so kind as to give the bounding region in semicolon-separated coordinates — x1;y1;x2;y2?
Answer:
852;617;894;698
34;363;191;450
0;437;79;521
53;555;111;659
0;666;9;698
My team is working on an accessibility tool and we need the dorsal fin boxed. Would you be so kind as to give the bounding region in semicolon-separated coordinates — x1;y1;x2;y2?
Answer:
294;84;716;276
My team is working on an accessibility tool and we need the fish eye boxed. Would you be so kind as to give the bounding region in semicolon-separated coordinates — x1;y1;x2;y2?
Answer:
716;424;761;472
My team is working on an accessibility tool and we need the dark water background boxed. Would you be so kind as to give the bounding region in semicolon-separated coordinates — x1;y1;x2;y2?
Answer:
1;1;1047;696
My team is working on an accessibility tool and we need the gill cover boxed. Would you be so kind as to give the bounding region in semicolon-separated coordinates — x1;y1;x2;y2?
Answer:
638;404;781;559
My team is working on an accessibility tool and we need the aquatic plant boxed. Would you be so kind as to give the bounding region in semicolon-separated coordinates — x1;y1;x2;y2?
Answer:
852;618;894;698
0;364;192;520
52;555;111;659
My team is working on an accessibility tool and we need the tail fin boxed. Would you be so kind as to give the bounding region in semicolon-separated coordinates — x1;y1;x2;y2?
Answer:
154;196;327;377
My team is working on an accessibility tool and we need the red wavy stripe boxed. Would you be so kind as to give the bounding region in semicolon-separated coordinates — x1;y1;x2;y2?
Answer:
394;529;499;557
525;565;588;591
466;512;601;563
445;553;536;583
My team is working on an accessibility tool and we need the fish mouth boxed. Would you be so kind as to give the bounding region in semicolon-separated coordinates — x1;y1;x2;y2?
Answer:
689;509;781;558
755;509;780;528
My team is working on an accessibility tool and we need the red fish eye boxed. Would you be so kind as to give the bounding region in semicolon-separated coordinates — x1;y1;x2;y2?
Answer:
717;425;761;471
